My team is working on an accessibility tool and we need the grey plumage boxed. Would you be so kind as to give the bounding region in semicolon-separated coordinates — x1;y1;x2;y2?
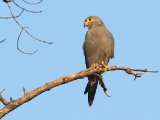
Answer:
83;16;114;106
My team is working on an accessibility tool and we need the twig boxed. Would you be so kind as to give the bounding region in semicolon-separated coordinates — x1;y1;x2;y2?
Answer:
0;39;6;43
17;28;39;54
0;9;24;19
7;3;52;44
1;1;53;54
0;89;8;106
0;89;6;95
109;66;158;80
0;65;158;118
22;0;43;5
6;2;53;54
13;1;42;13
23;87;28;95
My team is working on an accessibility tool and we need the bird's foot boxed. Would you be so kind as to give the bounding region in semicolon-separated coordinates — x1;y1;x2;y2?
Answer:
91;63;99;68
101;61;110;71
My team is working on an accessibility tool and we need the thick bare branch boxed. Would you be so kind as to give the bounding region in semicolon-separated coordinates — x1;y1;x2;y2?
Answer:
0;65;158;118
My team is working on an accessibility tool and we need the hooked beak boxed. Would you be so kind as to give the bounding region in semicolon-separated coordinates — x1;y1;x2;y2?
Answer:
84;20;90;27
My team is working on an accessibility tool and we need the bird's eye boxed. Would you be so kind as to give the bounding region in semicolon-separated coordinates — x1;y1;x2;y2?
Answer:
88;18;92;21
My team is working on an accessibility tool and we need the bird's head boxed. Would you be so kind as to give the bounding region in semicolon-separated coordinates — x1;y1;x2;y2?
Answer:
84;16;104;29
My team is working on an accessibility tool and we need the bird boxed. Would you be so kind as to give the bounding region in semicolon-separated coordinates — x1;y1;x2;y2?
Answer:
83;16;114;106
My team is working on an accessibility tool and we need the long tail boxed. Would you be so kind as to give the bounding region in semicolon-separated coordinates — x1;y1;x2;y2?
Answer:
84;76;98;106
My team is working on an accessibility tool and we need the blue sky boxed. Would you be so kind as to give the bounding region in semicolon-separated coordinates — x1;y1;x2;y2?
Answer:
0;0;160;120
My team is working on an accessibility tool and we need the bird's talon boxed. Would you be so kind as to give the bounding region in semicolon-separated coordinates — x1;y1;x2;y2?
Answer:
91;63;98;68
101;61;110;71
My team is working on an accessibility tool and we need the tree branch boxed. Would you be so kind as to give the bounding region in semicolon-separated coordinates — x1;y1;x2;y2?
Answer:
0;9;24;19
22;0;43;5
13;1;42;13
1;0;53;54
0;39;6;43
0;65;158;118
